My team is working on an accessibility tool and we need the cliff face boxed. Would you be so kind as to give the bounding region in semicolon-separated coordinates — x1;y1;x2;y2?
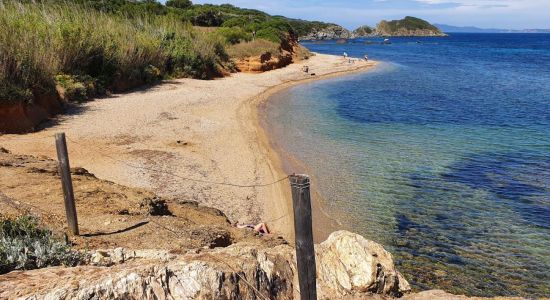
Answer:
299;24;352;41
0;231;411;299
234;34;310;73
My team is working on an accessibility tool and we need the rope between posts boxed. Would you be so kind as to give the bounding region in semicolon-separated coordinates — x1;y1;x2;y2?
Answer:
66;137;290;189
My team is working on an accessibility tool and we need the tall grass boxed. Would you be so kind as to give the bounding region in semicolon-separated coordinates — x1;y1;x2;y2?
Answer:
0;1;228;103
227;39;281;60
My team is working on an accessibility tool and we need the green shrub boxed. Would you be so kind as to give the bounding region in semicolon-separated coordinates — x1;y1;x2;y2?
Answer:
187;7;225;27
0;83;33;105
217;27;252;44
0;216;81;274
55;75;89;102
166;0;192;10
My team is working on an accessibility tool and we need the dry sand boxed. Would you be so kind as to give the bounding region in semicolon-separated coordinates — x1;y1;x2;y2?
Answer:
0;53;377;242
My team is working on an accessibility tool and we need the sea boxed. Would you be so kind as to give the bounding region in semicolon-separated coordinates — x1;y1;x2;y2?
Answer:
264;33;550;297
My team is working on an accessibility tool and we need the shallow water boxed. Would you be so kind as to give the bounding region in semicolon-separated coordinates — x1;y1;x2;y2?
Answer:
264;34;550;297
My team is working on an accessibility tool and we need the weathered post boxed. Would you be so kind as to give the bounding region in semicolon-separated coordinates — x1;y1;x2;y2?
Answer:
55;133;79;236
290;174;317;300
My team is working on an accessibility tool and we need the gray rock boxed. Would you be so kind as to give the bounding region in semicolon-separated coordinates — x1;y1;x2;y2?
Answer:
316;231;411;298
299;25;352;41
0;231;413;299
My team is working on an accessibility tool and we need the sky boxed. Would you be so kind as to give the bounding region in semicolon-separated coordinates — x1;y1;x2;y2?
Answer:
187;0;550;30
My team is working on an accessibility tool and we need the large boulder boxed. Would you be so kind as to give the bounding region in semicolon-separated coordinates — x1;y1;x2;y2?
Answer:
0;243;296;300
0;231;412;299
316;231;411;298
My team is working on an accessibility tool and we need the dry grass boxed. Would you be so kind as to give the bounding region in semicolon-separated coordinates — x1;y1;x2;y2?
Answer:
226;39;281;60
0;1;228;103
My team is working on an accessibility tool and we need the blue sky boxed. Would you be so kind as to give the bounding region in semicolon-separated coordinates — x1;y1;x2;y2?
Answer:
185;0;550;30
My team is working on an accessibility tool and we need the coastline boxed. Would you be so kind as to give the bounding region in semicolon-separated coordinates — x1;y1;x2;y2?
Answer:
247;57;378;241
0;53;377;243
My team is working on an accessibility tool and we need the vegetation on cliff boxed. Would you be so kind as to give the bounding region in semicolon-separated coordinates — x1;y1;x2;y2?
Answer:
0;0;322;106
0;1;229;104
376;16;446;36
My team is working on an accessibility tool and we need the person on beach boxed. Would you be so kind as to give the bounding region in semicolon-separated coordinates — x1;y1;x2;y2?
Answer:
364;54;369;61
236;222;270;234
343;52;348;59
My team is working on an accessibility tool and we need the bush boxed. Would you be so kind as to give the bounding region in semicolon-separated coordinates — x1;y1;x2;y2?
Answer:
0;216;81;274
166;0;192;10
55;74;99;102
188;7;225;27
0;83;34;105
217;27;252;44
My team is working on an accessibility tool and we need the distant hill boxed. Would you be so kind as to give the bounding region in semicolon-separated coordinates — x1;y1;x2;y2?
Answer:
352;17;446;38
435;24;550;33
352;25;375;37
376;17;446;37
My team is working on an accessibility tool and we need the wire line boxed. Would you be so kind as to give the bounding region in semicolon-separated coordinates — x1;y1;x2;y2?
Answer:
66;137;290;188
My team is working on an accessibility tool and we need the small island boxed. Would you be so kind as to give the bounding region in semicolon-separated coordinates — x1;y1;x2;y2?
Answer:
374;16;447;37
299;16;446;40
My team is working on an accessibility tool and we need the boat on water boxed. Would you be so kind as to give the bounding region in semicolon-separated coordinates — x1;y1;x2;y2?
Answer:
383;38;392;44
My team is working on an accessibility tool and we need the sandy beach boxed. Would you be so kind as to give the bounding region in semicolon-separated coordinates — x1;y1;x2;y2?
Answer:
0;53;376;242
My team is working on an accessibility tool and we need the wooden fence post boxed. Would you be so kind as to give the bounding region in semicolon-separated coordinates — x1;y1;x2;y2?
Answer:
55;133;79;236
290;174;317;300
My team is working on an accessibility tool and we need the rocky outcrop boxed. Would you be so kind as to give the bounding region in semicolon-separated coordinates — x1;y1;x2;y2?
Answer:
235;51;294;73
0;231;411;299
299;24;352;41
317;231;410;298
352;25;375;38
0;243;296;300
234;35;310;73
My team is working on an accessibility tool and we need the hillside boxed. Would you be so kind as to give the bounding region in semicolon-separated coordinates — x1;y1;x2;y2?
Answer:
376;16;447;37
0;0;326;133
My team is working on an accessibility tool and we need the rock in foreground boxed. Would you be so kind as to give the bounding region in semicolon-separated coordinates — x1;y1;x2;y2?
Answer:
317;231;411;297
0;231;410;299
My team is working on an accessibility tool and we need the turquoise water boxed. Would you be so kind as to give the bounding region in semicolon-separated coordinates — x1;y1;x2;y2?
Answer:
264;34;550;297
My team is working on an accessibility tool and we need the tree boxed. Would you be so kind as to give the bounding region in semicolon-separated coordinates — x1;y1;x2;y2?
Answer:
166;0;192;10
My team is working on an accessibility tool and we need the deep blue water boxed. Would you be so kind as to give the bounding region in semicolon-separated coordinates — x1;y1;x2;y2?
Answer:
265;34;550;297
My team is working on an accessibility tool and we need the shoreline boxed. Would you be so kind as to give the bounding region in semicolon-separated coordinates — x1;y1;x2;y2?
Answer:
0;53;377;244
247;58;378;241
